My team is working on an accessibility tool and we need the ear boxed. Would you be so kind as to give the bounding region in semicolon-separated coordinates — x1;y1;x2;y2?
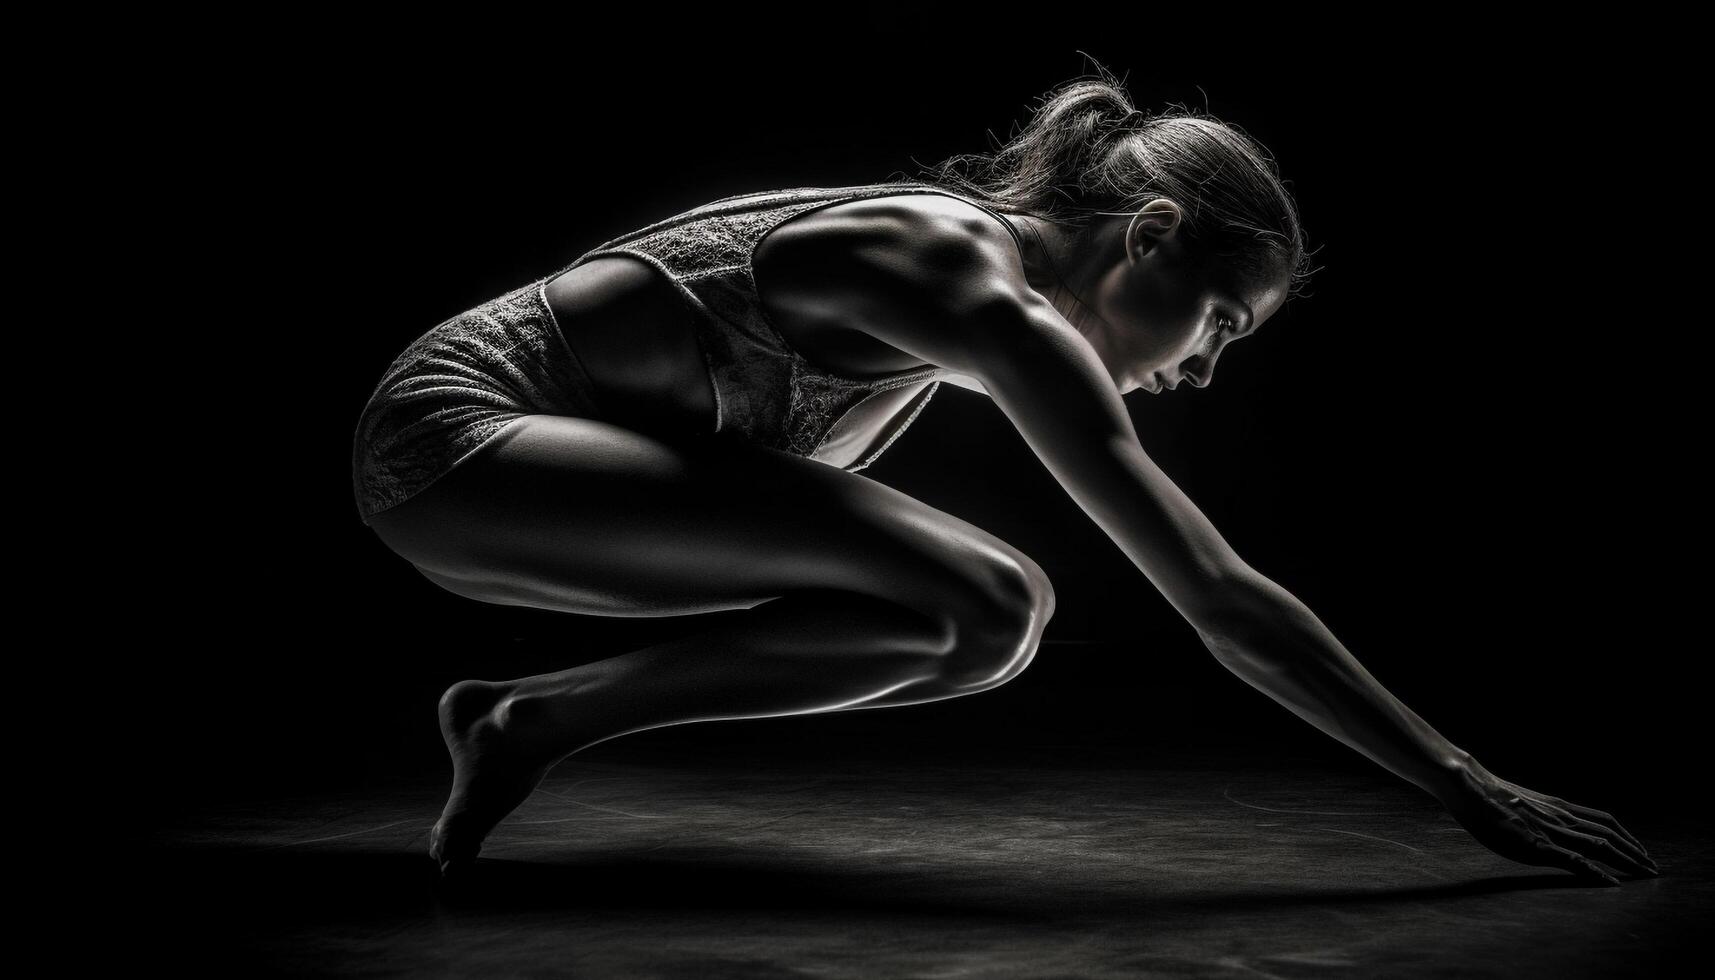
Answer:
1125;198;1183;263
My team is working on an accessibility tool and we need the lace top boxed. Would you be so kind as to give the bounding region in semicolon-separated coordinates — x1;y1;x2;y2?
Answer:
545;182;1024;472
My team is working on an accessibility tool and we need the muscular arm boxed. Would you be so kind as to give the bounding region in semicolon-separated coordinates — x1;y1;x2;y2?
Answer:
966;296;1655;881
812;198;1475;802
781;195;1657;881
975;291;1476;801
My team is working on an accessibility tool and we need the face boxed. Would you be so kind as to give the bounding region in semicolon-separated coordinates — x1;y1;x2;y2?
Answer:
1078;202;1291;394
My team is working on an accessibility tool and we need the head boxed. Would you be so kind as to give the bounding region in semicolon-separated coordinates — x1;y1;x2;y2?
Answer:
1077;198;1295;392
923;61;1315;393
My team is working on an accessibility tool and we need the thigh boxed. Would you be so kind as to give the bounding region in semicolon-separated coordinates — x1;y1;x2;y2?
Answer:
366;414;1049;622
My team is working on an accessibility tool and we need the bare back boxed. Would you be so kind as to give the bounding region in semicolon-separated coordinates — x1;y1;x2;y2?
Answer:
541;193;1009;460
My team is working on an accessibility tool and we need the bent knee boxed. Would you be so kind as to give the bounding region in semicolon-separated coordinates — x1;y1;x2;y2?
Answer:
935;556;1055;691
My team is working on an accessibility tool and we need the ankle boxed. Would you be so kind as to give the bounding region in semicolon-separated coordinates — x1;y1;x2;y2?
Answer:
491;689;578;760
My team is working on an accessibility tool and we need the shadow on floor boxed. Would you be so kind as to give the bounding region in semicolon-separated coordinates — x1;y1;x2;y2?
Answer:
134;757;1704;978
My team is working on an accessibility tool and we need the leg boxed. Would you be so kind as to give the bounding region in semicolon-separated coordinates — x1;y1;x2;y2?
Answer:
365;414;1056;872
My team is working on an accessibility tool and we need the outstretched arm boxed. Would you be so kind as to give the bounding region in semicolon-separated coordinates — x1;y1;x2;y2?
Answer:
978;297;1658;882
1184;571;1663;888
791;201;1656;882
963;291;1473;795
975;294;1655;882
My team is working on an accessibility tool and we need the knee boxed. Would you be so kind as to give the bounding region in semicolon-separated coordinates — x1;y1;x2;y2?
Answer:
934;555;1056;692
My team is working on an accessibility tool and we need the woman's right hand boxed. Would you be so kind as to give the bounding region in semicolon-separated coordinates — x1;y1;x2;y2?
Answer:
1439;760;1660;885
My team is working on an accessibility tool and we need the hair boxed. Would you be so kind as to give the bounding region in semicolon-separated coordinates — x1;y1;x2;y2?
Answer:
915;61;1316;300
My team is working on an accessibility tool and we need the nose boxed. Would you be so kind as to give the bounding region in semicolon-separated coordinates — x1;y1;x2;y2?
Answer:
1180;343;1224;388
1180;357;1214;388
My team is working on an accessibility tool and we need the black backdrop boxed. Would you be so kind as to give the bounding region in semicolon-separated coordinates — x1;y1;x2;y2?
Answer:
149;26;1696;822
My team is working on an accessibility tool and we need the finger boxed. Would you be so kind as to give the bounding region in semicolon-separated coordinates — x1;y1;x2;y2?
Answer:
1548;824;1657;879
1545;798;1649;856
1530;837;1620;886
1579;810;1649;858
1568;817;1660;874
1602;820;1653;863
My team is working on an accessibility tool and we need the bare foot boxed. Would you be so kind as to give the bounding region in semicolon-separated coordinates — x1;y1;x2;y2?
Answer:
428;679;564;879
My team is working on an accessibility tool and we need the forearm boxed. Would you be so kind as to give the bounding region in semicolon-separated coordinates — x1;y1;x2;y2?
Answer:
1195;571;1475;802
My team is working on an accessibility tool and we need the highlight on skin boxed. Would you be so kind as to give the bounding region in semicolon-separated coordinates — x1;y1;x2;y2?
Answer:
921;62;1315;394
376;61;1657;889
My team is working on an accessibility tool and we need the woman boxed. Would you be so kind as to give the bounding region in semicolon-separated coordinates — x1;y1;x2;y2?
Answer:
352;73;1658;884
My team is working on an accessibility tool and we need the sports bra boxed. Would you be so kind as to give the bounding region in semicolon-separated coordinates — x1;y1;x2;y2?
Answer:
544;181;1029;472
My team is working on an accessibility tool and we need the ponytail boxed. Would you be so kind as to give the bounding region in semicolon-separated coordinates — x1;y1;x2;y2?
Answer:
919;59;1315;296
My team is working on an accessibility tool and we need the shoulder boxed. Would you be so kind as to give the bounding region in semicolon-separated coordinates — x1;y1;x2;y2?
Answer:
753;190;1032;321
752;190;1046;379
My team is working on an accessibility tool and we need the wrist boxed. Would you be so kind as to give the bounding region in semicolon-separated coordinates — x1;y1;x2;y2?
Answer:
1428;750;1493;806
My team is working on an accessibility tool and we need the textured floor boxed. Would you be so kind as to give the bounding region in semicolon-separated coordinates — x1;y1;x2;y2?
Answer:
142;748;1703;977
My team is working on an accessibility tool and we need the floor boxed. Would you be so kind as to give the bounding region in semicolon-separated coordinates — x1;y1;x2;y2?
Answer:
139;742;1703;978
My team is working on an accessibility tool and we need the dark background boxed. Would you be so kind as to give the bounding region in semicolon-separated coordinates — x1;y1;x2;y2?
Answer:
145;27;1696;825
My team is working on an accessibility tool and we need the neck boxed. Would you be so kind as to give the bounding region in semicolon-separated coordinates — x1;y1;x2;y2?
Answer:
1005;214;1111;339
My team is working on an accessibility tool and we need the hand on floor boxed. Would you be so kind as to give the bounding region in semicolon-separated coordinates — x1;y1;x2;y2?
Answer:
1439;761;1660;886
